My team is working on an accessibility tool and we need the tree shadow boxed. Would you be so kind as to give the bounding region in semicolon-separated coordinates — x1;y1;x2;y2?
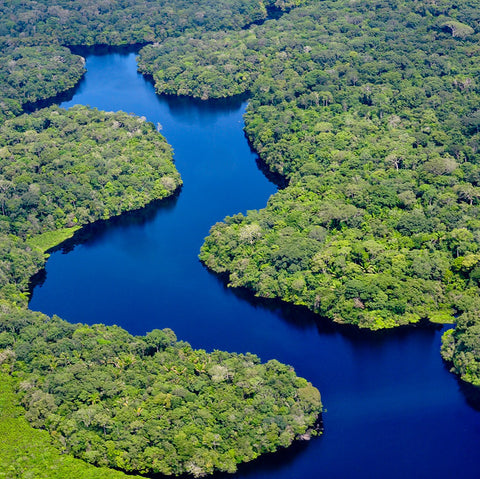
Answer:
68;43;150;57
201;265;442;345
457;376;480;412
28;191;180;295
22;76;87;113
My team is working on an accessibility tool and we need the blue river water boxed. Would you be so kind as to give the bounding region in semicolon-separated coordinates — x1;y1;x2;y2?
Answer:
29;51;480;478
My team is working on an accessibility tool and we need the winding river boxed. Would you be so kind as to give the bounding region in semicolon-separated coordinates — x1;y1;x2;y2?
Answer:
29;51;480;479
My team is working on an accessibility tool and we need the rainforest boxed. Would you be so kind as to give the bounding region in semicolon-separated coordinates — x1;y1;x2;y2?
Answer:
1;0;480;478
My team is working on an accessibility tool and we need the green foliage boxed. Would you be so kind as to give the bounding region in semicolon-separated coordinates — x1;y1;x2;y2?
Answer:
138;32;260;99
137;2;307;100
0;45;85;122
0;0;327;476
0;235;44;306
0;106;181;308
0;304;321;477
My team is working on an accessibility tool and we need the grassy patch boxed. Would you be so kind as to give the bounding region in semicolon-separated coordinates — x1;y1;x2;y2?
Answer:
26;226;81;254
428;311;455;325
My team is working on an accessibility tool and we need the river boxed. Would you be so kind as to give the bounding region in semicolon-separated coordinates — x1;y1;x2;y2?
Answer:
29;51;480;479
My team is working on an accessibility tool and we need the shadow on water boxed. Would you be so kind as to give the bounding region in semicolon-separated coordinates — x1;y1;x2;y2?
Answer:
160;90;250;113
203;264;443;344
141;71;251;119
68;43;151;57
22;78;86;113
145;439;314;479
28;191;180;295
254;156;289;190
202;439;314;479
157;92;250;124
438;351;480;411
457;378;480;412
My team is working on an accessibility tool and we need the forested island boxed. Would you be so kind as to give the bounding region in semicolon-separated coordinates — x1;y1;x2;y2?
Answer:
1;0;480;476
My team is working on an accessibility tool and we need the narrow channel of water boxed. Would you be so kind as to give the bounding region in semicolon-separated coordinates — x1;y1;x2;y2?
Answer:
29;52;480;479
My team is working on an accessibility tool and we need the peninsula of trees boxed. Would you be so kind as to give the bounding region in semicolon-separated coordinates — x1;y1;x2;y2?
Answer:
1;304;321;476
0;106;182;305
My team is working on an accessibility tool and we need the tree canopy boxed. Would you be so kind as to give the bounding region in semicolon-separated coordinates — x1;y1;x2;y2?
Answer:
0;105;181;308
0;45;85;122
0;106;181;238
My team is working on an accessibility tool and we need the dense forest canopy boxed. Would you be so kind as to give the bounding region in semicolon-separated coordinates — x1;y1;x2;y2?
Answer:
0;45;85;122
0;106;181;238
0;372;142;478
189;1;480;334
0;0;304;47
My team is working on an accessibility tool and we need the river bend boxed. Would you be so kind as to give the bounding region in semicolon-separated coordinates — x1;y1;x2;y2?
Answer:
29;51;480;479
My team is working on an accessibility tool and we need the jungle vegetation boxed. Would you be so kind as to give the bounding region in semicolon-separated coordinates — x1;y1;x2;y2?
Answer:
0;0;304;47
0;102;321;476
0;371;142;479
181;0;480;370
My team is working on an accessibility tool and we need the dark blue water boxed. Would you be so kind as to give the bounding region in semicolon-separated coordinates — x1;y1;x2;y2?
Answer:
29;52;480;479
